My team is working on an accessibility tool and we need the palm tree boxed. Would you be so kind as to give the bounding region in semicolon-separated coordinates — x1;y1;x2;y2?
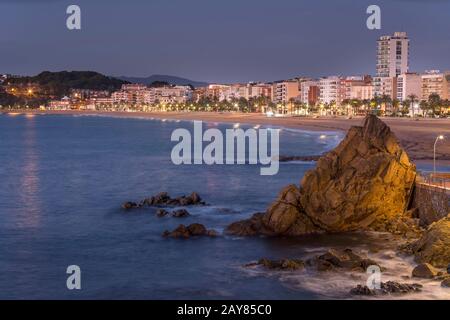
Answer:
420;100;430;117
380;94;392;115
407;94;419;118
392;99;400;116
401;99;410;116
288;97;296;115
428;93;442;117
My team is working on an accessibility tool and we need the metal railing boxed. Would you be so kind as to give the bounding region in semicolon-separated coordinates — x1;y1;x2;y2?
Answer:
417;172;450;192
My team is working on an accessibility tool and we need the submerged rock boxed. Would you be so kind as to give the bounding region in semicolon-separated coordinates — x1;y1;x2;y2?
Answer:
156;209;169;217
172;209;190;218
350;281;422;296
162;224;218;239
409;215;450;268
412;263;439;279
226;115;417;236
248;258;305;271
122;202;138;210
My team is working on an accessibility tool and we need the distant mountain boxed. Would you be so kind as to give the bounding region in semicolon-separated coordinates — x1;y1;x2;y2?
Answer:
117;75;209;88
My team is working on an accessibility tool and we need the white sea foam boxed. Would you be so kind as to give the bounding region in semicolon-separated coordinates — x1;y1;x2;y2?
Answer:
241;242;450;300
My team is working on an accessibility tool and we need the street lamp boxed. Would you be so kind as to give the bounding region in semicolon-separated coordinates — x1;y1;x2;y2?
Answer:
433;135;444;178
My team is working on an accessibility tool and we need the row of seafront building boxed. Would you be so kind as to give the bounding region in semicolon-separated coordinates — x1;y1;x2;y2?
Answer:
3;31;449;115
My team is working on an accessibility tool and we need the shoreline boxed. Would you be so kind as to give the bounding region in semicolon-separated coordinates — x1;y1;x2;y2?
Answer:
3;109;450;162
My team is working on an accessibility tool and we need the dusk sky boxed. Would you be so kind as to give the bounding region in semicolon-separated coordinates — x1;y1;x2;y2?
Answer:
0;0;449;83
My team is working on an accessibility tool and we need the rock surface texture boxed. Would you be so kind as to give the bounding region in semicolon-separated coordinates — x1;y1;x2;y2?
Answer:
409;215;450;268
226;115;417;236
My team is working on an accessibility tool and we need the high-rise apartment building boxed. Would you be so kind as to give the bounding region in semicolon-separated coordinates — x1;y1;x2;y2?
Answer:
376;32;409;78
374;32;409;98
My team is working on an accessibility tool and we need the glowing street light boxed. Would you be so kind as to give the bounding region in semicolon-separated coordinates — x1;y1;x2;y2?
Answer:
434;135;445;178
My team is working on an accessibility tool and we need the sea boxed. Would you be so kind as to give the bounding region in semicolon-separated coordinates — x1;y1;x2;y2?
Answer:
0;113;448;299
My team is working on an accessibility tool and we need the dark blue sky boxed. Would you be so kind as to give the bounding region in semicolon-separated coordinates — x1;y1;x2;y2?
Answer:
0;0;449;83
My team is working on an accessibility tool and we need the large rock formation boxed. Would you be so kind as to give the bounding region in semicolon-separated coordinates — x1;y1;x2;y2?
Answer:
226;115;417;236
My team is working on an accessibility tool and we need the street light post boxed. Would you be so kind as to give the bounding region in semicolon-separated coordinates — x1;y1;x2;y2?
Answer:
433;135;444;180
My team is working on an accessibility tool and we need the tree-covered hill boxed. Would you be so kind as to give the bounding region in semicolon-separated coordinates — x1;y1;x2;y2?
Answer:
7;71;129;97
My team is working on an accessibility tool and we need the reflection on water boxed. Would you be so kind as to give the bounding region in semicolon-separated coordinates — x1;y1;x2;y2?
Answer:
18;116;42;229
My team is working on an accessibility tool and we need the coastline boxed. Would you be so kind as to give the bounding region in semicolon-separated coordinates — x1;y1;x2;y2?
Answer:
3;109;450;162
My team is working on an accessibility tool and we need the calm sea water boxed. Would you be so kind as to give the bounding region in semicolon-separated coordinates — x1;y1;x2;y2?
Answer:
0;114;447;300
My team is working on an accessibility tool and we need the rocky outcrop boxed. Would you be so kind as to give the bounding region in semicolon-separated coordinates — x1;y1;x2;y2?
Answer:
226;115;417;236
350;282;422;296
246;248;381;273
122;192;205;210
408;215;450;268
162;224;218;239
226;213;274;237
305;248;381;272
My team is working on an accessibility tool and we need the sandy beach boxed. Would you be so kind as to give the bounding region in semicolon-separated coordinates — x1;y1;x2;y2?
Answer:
4;110;450;162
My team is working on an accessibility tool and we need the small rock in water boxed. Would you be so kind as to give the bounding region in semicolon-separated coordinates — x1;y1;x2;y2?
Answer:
350;285;377;296
187;223;207;236
350;281;422;296
162;224;190;239
156;209;169;217
172;209;190;218
441;278;450;288
162;224;218;239
412;263;438;279
206;230;219;237
122;202;138;210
